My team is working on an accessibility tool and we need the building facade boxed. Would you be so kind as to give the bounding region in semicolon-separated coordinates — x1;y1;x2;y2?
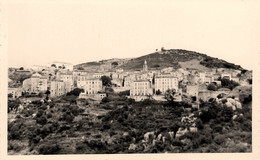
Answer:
77;78;103;95
130;80;152;96
22;73;48;93
8;88;22;98
154;75;178;94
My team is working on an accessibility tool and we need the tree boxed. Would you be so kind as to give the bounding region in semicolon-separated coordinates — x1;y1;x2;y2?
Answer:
51;64;57;68
164;89;176;103
19;67;24;70
45;90;50;100
38;143;61;154
221;106;234;122
221;78;239;90
12;73;32;83
101;76;112;87
161;47;165;51
248;79;252;84
77;67;84;70
8;93;13;98
155;89;162;95
207;83;218;91
101;97;110;103
45;90;50;96
66;88;84;96
153;64;160;68
112;62;118;67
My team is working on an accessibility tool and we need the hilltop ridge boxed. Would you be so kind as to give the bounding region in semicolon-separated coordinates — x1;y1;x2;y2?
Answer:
74;49;243;72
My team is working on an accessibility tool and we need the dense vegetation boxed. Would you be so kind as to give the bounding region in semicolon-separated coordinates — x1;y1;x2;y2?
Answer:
200;57;242;70
8;85;252;154
207;78;240;91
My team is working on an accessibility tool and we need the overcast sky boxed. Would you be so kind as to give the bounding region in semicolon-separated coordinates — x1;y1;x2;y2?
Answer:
7;0;260;70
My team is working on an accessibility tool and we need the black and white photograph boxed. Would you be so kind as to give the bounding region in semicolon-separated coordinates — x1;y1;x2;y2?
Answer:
3;0;260;159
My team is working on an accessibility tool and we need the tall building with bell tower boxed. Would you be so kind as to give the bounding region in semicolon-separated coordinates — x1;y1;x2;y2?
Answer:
143;60;148;72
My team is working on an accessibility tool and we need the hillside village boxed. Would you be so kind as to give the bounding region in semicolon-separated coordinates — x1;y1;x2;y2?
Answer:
8;49;252;154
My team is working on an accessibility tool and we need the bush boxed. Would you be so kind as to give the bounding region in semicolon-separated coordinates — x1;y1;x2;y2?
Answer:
140;99;155;106
247;79;252;84
47;113;52;118
101;97;110;103
207;83;218;91
101;76;112;87
196;119;204;130
118;90;130;96
36;116;47;125
38;143;61;154
127;98;135;105
66;88;84;96
212;124;223;133
214;134;225;145
155;90;162;95
221;78;239;90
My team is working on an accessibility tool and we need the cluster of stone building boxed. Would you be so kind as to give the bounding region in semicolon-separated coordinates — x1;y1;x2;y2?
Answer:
8;60;249;102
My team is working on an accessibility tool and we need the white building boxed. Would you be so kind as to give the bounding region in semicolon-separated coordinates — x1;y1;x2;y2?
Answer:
154;75;178;94
186;85;199;97
130;80;152;96
8;88;23;98
221;73;232;80
77;78;103;95
23;73;48;93
57;71;74;87
199;72;206;83
50;80;73;97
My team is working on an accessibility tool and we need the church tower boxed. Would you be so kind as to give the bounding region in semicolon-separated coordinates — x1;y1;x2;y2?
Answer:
143;60;148;72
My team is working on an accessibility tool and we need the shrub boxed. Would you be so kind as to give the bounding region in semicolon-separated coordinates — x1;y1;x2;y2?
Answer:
221;78;239;90
67;88;84;96
38;143;61;154
140;99;154;106
212;124;223;133
101;76;112;87
31;100;42;105
247;79;252;84
101;97;110;103
156;90;162;95
47;113;52;118
207;83;218;91
214;134;225;145
196;119;204;130
36;116;47;125
127;98;135;105
118;90;130;96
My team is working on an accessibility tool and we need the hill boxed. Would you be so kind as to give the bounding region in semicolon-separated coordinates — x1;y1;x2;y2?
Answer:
74;49;244;72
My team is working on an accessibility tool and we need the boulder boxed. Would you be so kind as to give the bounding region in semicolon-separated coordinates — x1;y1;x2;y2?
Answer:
168;131;174;140
189;127;198;132
128;143;137;150
157;133;162;141
235;101;242;109
225;101;233;108
144;132;155;142
123;132;129;136
232;115;238;120
227;98;236;105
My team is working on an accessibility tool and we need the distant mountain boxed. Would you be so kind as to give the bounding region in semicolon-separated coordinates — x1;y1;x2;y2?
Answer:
74;49;244;72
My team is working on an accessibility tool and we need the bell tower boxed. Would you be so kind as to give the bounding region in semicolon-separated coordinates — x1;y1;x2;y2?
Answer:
143;60;148;72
